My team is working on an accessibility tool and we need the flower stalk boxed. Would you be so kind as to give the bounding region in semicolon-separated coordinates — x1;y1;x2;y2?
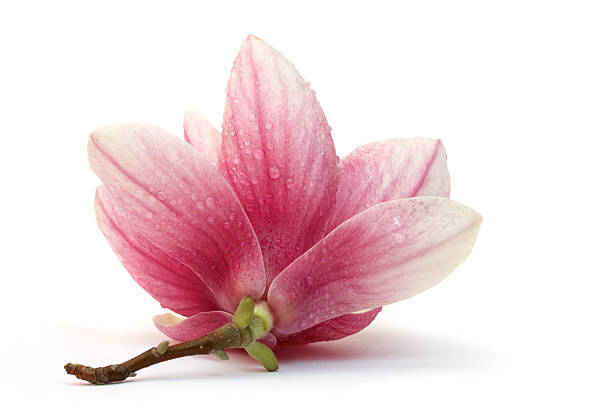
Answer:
65;296;278;384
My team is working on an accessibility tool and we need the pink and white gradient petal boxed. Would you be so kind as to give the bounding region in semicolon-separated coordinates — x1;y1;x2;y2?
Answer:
154;311;277;348
219;35;338;287
268;197;482;336
88;123;266;312
95;187;218;317
326;138;450;233
184;110;222;167
276;307;382;345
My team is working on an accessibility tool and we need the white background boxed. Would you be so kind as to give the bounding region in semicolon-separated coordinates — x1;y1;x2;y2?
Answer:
1;0;611;406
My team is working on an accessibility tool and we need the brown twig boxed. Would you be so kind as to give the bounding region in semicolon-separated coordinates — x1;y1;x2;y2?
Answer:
65;322;248;384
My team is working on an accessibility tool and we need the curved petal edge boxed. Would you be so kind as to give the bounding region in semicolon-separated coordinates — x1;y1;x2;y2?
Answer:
268;197;482;336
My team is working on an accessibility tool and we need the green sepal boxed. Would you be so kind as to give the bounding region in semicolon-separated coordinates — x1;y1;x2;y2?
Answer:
232;296;254;329
213;350;229;360
249;317;267;340
245;341;278;372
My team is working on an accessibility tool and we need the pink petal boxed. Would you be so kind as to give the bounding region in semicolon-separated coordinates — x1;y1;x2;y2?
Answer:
88;123;266;312
95;187;218;317
184;110;222;167
219;35;338;286
326;138;450;233
276;307;381;345
154;311;277;348
268;197;482;336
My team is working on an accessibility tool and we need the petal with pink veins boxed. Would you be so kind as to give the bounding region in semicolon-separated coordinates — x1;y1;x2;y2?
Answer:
326;138;450;233
154;311;277;348
219;35;338;286
88;123;266;312
277;307;381;345
184;110;222;167
95;187;218;317
268;197;482;336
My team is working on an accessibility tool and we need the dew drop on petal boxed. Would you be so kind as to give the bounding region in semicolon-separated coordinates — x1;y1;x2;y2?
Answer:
196;202;204;210
191;193;197;201
305;276;314;286
286;178;294;189
205;197;215;208
265;123;272;130
145;212;153;220
392;233;405;244
253;149;264;160
223;221;231;230
268;166;280;180
157;192;167;201
207;216;215;224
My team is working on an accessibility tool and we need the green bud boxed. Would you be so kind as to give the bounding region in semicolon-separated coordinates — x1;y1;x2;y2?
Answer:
232;296;255;329
245;341;278;372
253;302;274;332
213;350;230;360
156;340;169;355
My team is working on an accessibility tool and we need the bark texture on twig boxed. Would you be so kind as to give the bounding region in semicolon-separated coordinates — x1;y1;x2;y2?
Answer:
65;322;245;384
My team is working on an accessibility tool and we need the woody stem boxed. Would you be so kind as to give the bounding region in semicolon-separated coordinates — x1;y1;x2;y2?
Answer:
64;322;247;385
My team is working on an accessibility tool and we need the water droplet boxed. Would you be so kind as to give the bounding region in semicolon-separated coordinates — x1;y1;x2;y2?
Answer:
233;157;240;164
265;194;274;203
249;113;256;121
246;190;255;201
286;178;294;189
229;213;236;221
253;149;264;160
191;193;197;201
392;233;405;244
305;276;314;286
246;203;255;213
205;197;215;208
231;71;237;78
157;192;167;201
308;312;315;319
196;202;204;210
145;212;153;219
268;166;280;179
265;123;272;130
225;243;233;251
207;215;215;224
251;177;258;185
266;142;274;150
299;321;308;328
223;221;231;230
238;129;245;136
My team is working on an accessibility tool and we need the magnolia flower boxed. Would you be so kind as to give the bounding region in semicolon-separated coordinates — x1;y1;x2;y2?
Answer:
77;35;481;381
